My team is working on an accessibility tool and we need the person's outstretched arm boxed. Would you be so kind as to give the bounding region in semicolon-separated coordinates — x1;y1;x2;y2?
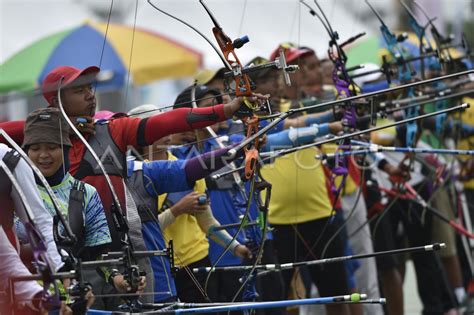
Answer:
263;122;342;152
137;97;247;147
141;146;243;197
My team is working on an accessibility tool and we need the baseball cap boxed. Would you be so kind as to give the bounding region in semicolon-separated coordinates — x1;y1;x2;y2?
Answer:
174;85;223;109
194;68;227;85
127;104;160;119
23;108;72;148
42;66;100;105
245;56;273;82
352;63;383;87
269;42;314;63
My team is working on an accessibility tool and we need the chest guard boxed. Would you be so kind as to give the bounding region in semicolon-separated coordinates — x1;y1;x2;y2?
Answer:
75;123;126;179
127;162;159;223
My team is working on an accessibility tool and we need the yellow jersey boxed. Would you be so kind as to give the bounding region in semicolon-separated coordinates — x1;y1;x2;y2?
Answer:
261;147;335;225
158;153;209;266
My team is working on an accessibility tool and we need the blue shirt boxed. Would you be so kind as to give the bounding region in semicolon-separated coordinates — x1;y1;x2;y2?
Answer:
171;124;269;267
127;159;193;302
259;119;286;135
127;159;191;196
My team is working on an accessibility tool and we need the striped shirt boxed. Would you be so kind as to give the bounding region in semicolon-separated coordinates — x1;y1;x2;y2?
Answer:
16;173;111;247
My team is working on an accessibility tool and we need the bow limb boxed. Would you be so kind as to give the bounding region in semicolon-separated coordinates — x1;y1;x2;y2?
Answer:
198;0;251;96
412;0;454;66
0;130;75;254
366;0;419;146
231;170;271;307
121;169;210;304
56;81;129;238
152;0;263;299
147;0;231;70
0;159;62;311
197;0;263;180
56;82;147;311
147;0;258;179
400;1;431;78
189;84;262;301
400;1;450;134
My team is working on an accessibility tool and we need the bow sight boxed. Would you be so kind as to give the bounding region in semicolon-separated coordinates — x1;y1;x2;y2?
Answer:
222;50;299;90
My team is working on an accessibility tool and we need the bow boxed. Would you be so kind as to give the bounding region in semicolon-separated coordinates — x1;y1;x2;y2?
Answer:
411;0;470;71
0;159;61;312
400;0;450;136
231;173;271;311
365;0;421;150
148;0;294;181
301;0;364;204
194;1;292;303
198;0;298;181
56;82;146;311
0;137;76;311
365;0;432;199
147;0;296;302
399;3;474;257
294;0;371;266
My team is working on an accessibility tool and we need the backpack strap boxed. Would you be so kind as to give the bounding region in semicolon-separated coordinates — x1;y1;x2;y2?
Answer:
0;150;21;228
68;179;86;256
2;150;20;171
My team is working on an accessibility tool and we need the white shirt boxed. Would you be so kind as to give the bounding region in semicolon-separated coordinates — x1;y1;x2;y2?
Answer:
0;226;42;310
0;143;63;270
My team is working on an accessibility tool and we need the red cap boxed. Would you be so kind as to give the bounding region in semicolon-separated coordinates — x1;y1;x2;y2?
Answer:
41;66;100;105
269;44;314;63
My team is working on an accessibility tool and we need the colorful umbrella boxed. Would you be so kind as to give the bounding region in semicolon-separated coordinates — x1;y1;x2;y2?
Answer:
0;21;203;94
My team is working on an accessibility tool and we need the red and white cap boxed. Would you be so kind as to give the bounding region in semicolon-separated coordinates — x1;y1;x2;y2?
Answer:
269;43;314;63
42;65;100;105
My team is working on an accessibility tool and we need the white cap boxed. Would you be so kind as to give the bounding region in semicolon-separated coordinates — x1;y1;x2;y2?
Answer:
127;104;160;119
352;63;383;87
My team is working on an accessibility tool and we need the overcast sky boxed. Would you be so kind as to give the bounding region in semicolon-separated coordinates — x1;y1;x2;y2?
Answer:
0;0;471;68
0;0;398;66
